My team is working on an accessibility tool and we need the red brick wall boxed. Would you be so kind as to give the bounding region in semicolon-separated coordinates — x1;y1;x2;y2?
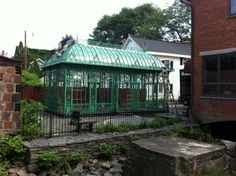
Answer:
192;0;236;123
0;66;21;133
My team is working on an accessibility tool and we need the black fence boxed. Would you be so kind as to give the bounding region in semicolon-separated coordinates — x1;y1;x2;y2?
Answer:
39;109;163;137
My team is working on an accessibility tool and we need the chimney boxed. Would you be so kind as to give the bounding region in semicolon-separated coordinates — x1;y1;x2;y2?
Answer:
1;50;4;56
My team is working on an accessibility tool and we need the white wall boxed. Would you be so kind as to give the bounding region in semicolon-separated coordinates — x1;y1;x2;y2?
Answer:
153;55;186;100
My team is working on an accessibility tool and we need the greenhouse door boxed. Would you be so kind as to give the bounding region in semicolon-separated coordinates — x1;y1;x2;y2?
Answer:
89;72;97;113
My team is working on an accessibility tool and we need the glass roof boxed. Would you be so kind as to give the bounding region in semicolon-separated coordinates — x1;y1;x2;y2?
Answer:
43;43;165;71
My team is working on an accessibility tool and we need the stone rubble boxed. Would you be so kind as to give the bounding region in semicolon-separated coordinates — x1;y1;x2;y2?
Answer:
7;156;126;176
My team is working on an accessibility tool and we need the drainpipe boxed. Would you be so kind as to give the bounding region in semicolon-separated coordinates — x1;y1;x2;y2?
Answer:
181;0;194;119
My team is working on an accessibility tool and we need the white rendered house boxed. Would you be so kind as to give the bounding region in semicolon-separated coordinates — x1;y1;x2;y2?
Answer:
123;36;191;100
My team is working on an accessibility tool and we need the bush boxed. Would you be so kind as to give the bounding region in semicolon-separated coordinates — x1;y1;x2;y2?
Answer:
20;100;44;140
0;162;8;176
0;135;27;162
98;143;117;159
21;70;43;87
37;151;61;170
66;151;87;167
120;135;141;153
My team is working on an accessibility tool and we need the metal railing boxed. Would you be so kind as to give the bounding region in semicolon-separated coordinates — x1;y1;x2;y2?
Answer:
39;109;162;137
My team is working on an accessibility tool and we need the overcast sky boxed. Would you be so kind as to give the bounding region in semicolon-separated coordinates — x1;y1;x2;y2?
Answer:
0;0;175;57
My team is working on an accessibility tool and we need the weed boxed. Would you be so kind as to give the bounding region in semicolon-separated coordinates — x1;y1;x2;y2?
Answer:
0;135;27;162
0;161;8;176
98;143;117;159
37;151;61;170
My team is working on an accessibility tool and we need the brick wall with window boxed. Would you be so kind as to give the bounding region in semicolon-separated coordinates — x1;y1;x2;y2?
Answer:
190;0;236;122
0;56;21;133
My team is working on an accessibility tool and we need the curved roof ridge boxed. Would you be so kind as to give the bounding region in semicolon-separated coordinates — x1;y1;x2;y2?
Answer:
43;43;165;71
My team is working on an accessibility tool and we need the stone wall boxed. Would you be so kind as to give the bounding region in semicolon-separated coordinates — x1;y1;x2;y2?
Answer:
123;136;230;176
24;127;176;173
0;65;21;133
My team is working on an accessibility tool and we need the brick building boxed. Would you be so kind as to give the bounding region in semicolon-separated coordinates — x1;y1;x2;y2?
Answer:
0;56;21;133
183;0;236;123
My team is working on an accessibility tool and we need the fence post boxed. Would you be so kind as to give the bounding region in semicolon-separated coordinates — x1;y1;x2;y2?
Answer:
49;113;53;137
73;110;80;133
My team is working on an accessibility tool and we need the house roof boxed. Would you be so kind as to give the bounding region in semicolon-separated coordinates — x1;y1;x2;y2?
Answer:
43;43;165;71
129;36;191;56
0;55;22;66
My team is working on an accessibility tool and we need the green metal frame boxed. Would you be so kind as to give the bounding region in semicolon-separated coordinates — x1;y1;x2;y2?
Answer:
43;43;166;115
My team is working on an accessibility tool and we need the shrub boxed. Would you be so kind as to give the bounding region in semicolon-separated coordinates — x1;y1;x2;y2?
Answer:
20;100;44;140
98;143;117;159
66;151;87;167
0;135;27;162
21;70;43;87
0;162;8;176
37;151;61;170
149;118;167;128
120;135;141;153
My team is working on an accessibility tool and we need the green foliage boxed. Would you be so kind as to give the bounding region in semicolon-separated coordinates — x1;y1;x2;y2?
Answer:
20;100;44;140
163;3;191;43
90;3;191;45
96;117;182;134
28;60;43;78
184;127;219;143
37;151;61;170
0;161;8;176
120;135;141;152
21;70;43;87
149;118;167;128
201;167;233;176
0;135;27;162
98;143;117;159
66;151;87;167
90;3;166;45
14;41;55;63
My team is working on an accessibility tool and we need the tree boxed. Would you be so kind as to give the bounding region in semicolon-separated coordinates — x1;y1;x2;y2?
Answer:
163;3;191;43
89;4;166;45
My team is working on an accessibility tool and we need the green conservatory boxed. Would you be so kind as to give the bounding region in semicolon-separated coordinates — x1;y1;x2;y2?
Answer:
43;42;166;115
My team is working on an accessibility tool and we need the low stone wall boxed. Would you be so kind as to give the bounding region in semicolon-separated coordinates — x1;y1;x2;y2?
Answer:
25;125;181;173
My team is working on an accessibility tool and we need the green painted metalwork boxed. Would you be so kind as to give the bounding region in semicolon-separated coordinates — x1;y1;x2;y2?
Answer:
43;43;166;115
43;43;164;71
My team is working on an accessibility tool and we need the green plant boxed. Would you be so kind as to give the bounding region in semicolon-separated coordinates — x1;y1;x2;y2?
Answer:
98;143;117;159
37;151;61;170
66;151;87;167
201;166;230;176
120;135;141;153
149;118;167;128
0;161;8;176
21;70;43;87
0;135;27;162
20;100;44;140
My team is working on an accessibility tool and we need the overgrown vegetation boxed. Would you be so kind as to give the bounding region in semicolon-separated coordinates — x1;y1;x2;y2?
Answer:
0;162;8;176
98;143;117;159
20;100;44;140
37;151;61;170
37;150;87;174
0;135;27;162
120;135;141;153
166;124;220;144
200;167;236;176
96;117;183;133
21;70;43;87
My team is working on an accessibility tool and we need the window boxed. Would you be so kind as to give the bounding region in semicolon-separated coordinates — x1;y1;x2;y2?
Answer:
15;66;21;74
15;85;21;93
0;73;3;81
230;0;236;15
162;60;174;70
203;52;236;97
180;57;189;66
14;103;20;111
